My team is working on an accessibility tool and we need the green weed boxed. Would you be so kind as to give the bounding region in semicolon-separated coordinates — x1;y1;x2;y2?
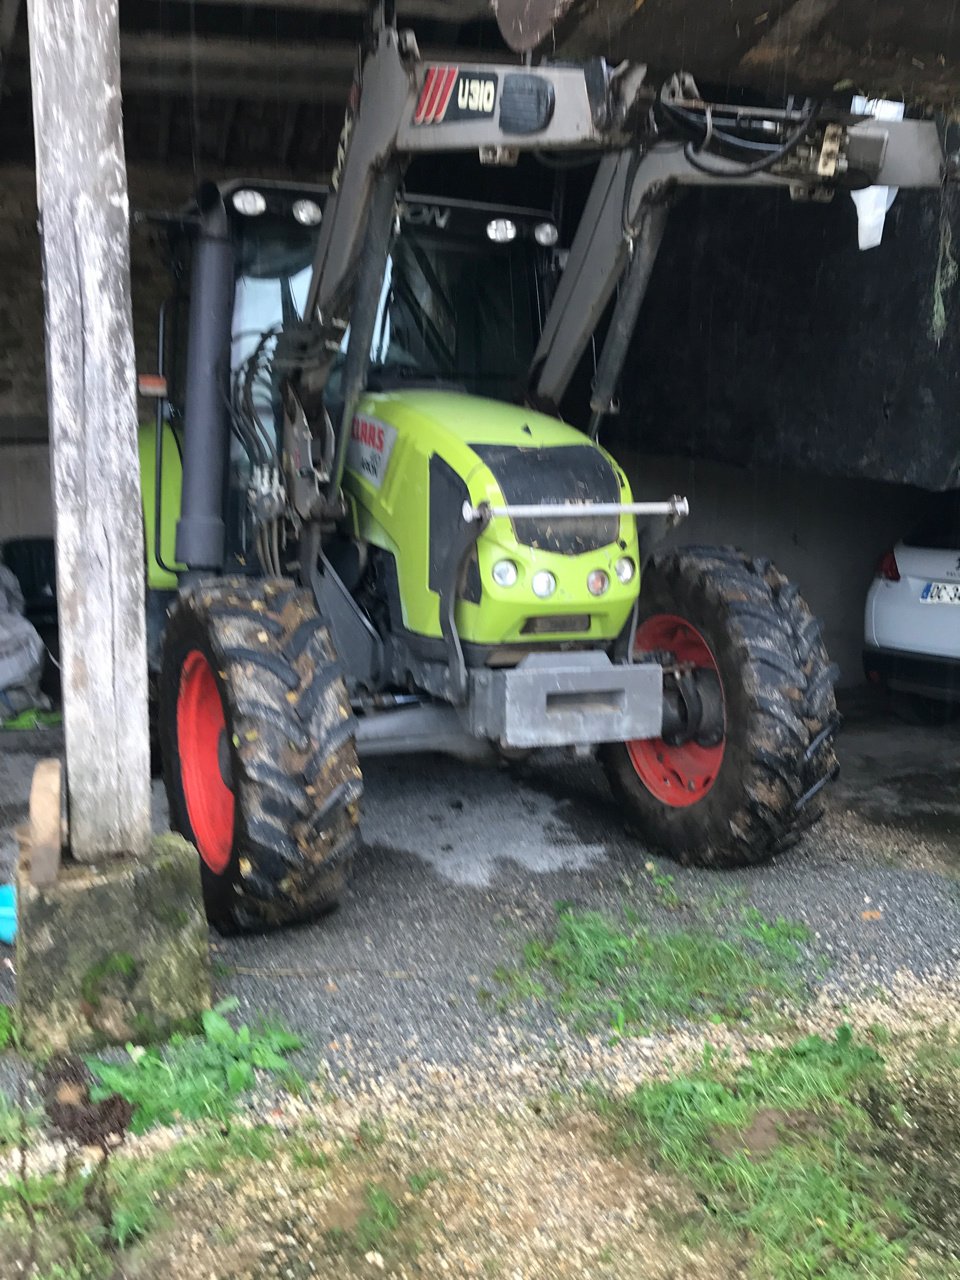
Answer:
605;1026;933;1279
642;859;684;910
737;907;811;960
498;901;811;1035
85;997;302;1133
107;1125;280;1247
0;1004;15;1052
290;1138;330;1171
407;1167;444;1194
355;1183;401;1252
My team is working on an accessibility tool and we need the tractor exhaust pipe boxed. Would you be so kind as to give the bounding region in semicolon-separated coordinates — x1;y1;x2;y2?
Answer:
175;184;235;576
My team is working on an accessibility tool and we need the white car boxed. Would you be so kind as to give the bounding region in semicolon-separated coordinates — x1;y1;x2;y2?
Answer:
864;496;960;713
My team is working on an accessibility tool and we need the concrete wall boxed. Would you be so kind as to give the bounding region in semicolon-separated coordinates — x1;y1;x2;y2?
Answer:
0;445;52;540
625;453;927;685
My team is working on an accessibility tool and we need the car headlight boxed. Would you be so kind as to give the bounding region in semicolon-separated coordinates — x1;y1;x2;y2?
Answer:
532;570;556;598
232;188;266;216
587;569;609;596
492;559;518;587
615;557;636;584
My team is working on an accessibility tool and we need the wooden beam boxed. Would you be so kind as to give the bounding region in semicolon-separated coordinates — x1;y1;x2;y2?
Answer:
150;0;493;21
118;32;502;99
6;32;508;102
26;0;151;859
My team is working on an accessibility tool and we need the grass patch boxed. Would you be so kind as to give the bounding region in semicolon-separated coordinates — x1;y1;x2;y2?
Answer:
600;1025;960;1279
0;1001;306;1274
496;900;812;1034
323;1170;441;1265
86;997;302;1133
0;1123;287;1271
0;1004;15;1052
355;1183;402;1252
407;1167;444;1194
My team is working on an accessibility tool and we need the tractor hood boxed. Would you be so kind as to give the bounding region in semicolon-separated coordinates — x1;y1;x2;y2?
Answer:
346;389;629;548
344;389;640;647
351;388;591;457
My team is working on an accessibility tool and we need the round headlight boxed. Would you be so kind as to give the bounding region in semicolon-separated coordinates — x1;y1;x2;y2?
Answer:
232;188;266;216
492;559;518;588
486;218;517;244
532;570;556;599
292;198;323;226
534;221;559;247
615;556;636;584
587;569;609;597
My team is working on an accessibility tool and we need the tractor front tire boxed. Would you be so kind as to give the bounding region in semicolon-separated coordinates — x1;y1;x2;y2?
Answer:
601;547;839;868
159;577;361;932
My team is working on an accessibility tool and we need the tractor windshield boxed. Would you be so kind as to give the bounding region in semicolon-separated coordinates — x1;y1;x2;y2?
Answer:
229;212;545;411
366;229;540;400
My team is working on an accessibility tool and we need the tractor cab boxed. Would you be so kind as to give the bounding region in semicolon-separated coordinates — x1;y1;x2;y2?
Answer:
144;179;564;610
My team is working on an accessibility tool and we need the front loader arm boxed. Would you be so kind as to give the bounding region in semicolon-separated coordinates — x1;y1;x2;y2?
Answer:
303;28;647;330
290;19;956;513
289;25;650;512
531;113;954;414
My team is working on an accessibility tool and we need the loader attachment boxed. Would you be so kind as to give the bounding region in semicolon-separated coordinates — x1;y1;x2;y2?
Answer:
495;0;960;104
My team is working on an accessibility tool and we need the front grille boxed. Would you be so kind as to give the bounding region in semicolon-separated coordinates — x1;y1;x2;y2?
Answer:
471;443;621;554
522;614;591;635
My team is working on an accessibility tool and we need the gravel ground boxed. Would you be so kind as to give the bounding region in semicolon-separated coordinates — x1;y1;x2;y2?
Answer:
1;690;958;1083
2;697;960;1277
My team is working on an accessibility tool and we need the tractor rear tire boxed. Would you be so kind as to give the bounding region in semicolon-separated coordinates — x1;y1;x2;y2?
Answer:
159;576;361;932
601;547;839;868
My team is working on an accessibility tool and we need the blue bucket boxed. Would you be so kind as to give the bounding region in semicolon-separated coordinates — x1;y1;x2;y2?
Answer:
0;884;17;945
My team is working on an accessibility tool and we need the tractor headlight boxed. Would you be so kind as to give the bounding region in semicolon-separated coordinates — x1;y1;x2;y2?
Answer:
587;569;609;596
532;570;556;598
486;218;517;243
232;188;266;216
292;198;323;226
615;556;636;584
534;221;559;246
492;559;518;588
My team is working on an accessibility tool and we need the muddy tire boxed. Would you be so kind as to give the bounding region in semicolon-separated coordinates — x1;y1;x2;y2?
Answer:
600;547;839;868
159;576;361;932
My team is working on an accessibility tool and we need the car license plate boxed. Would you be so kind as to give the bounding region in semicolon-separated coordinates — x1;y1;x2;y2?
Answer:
920;581;960;604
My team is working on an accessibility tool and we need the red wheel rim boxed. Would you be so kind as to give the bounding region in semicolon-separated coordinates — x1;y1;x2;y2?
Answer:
626;614;726;808
176;649;234;873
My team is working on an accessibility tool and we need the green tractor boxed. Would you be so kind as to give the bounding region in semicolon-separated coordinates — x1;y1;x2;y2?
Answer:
141;29;865;931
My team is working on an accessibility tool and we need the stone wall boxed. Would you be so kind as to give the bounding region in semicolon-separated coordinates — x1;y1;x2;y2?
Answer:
0;161;274;442
0;166;45;432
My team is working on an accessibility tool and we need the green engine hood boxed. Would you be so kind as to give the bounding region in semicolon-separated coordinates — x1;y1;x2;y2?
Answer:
343;389;640;647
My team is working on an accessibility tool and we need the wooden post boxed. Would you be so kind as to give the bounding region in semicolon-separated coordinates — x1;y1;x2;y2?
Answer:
26;0;151;860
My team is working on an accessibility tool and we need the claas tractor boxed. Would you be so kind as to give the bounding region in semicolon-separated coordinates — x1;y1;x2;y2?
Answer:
141;13;951;931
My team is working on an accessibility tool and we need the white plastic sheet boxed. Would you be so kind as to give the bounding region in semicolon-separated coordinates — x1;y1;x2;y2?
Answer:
850;96;905;250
